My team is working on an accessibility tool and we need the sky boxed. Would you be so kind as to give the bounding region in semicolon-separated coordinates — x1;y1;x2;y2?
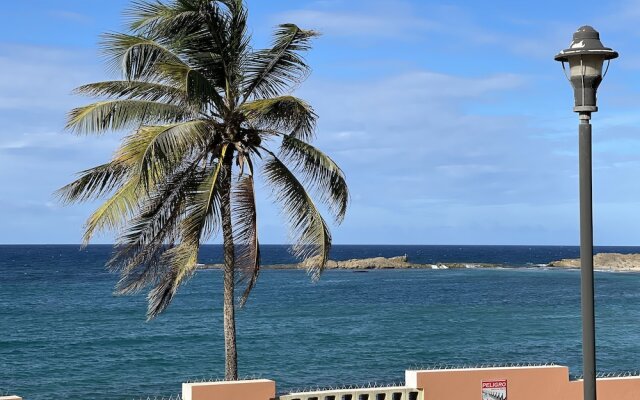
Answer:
2;0;640;245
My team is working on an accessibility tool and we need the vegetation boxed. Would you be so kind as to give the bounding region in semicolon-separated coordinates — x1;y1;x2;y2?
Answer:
57;0;348;380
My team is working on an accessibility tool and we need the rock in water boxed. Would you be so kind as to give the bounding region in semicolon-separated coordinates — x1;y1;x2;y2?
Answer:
548;253;640;272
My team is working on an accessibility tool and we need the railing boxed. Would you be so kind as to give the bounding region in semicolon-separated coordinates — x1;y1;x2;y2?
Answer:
570;370;640;380
132;394;182;400
183;374;264;384
278;385;423;400
407;361;558;371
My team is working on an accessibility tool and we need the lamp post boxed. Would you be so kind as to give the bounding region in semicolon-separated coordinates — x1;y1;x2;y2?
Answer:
554;26;618;400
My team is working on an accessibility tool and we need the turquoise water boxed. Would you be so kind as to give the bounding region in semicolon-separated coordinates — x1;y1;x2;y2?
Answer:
2;246;640;399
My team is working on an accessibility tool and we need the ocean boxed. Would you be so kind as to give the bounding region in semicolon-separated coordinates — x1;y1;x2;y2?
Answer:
2;245;640;399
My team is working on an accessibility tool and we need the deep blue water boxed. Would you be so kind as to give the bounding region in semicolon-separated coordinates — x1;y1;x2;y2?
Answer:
2;245;640;399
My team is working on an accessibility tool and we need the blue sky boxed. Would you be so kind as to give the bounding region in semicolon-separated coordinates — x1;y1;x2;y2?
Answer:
2;0;640;245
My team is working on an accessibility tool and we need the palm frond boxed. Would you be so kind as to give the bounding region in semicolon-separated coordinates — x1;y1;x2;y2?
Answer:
126;0;203;35
66;99;191;134
263;152;330;279
223;0;249;54
81;121;211;244
199;1;230;57
101;31;228;111
133;120;212;188
74;81;186;104
82;177;142;245
146;242;199;319
181;145;228;243
221;0;249;96
143;150;228;318
243;24;319;100
232;174;260;306
56;162;130;203
280;136;349;223
241;96;316;141
113;125;169;165
158;61;226;112
109;159;207;294
101;33;184;80
125;0;230;81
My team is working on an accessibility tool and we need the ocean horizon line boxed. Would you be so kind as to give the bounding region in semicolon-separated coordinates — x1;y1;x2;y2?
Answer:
1;243;640;247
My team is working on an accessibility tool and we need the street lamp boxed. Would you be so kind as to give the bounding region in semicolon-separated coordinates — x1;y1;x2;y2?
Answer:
554;26;618;400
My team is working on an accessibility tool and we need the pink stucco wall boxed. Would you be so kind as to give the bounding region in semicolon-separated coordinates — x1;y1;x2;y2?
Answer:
407;365;571;400
182;378;276;400
406;365;640;400
567;376;640;400
179;366;640;400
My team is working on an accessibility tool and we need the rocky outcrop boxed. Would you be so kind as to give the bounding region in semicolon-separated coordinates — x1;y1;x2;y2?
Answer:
548;253;640;272
202;255;498;270
305;255;410;269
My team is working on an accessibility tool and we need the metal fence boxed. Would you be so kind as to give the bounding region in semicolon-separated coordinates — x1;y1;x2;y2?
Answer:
407;362;558;371
183;374;264;384
131;395;182;400
570;371;640;381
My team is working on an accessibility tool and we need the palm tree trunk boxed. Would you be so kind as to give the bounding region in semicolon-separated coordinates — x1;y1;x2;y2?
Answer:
220;153;238;380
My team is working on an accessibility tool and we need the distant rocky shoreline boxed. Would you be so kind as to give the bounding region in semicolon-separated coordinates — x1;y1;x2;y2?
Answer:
548;253;640;272
198;252;640;272
199;255;500;270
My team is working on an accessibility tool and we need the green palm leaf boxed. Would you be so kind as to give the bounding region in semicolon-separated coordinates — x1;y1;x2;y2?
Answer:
66;99;191;134
146;241;199;319
110;160;207;294
263;152;331;279
56;162;130;203
181;145;227;242
145;148;228;318
232;174;260;306
75;80;187;103
82;176;142;245
126;0;203;34
134;120;212;188
101;33;184;80
243;24;319;100
158;61;226;112
241;96;316;141
281;135;349;223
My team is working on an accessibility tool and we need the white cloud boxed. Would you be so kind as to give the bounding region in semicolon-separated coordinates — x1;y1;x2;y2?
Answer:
436;164;502;178
0;130;118;153
331;130;367;141
0;45;100;111
275;8;436;38
49;10;93;24
274;67;594;244
0;44;120;243
0;44;115;182
274;1;571;60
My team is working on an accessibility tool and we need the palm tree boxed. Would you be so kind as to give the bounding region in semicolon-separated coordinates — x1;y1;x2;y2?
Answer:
57;0;348;380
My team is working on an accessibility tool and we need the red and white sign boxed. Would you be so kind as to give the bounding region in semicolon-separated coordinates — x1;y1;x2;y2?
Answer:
481;380;507;400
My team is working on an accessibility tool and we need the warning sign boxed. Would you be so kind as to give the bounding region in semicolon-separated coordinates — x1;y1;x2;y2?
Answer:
482;380;507;400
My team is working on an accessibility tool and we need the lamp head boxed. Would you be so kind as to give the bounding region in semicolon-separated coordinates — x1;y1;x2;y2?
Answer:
554;26;618;113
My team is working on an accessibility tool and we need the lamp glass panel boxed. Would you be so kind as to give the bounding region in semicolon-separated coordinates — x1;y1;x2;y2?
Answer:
568;55;604;78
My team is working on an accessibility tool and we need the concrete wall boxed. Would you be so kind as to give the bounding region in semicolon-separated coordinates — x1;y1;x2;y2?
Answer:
406;366;570;400
406;366;640;400
567;376;640;400
180;366;640;400
182;379;276;400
